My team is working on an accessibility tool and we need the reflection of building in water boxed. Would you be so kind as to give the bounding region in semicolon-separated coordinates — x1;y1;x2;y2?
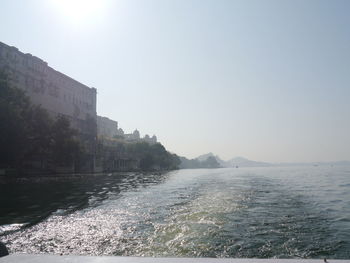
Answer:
0;41;97;171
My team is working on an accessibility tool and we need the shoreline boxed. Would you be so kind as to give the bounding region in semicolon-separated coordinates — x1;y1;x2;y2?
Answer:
0;170;171;184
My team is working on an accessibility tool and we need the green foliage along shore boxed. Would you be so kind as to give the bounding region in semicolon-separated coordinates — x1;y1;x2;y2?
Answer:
126;142;180;171
95;137;181;172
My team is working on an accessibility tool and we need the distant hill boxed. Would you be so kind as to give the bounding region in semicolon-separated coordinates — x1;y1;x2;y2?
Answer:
274;160;350;167
195;152;227;167
196;152;216;162
194;153;271;168
181;153;350;170
179;153;221;169
194;152;215;162
226;157;271;167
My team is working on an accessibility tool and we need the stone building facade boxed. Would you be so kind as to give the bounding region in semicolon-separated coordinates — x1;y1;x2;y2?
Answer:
124;129;141;141
124;130;157;144
143;134;157;144
97;116;118;138
97;115;158;145
0;42;97;171
0;42;97;133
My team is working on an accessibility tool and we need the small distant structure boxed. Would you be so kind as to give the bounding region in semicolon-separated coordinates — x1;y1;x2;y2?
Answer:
96;117;158;144
142;134;157;144
124;129;141;141
117;128;124;137
125;130;157;144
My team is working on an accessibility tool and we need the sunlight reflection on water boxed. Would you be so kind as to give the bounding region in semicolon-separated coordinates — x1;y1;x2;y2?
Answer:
1;167;350;258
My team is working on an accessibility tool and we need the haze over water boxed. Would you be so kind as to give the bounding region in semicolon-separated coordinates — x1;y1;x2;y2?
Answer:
1;166;350;258
1;0;350;162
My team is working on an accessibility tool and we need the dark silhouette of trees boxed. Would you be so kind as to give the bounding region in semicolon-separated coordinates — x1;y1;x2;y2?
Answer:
51;116;82;167
0;70;31;167
139;153;154;170
201;156;221;168
125;142;180;171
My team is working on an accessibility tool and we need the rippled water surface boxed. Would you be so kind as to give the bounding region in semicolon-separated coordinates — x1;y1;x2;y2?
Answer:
1;166;350;258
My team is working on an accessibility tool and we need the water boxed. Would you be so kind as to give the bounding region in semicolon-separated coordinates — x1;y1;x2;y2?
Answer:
1;166;350;258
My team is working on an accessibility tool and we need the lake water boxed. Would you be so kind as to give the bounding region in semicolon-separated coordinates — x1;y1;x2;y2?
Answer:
1;166;350;258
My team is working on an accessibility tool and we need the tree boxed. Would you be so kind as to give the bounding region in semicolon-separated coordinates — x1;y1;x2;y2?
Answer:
201;156;221;168
0;71;30;167
51;116;82;167
170;154;181;169
122;141;180;171
23;106;53;166
139;154;154;170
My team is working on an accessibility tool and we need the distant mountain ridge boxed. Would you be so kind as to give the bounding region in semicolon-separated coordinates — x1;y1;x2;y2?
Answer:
226;156;271;167
195;152;216;162
195;153;271;168
274;160;350;167
180;152;350;169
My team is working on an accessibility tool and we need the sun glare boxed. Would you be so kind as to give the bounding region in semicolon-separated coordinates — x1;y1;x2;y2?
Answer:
52;0;107;26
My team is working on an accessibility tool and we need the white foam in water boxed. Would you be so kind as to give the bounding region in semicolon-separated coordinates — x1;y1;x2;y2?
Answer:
0;223;26;235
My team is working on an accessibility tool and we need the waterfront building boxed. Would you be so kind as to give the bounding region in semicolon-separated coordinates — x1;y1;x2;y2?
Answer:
124;129;141;141
143;134;157;144
151;135;157;144
97;116;118;138
117;128;125;137
0;42;97;134
0;41;97;171
124;130;157;144
96;115;158;145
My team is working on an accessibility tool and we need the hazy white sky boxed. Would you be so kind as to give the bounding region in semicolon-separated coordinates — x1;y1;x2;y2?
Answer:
1;0;350;162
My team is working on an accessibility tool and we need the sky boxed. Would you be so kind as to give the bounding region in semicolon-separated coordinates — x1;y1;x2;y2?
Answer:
1;0;350;163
